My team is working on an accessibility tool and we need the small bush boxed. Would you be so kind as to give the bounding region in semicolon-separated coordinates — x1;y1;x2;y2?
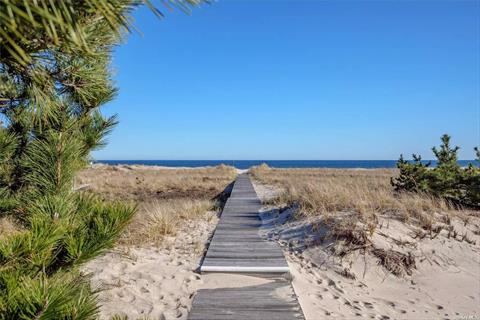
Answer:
391;134;480;208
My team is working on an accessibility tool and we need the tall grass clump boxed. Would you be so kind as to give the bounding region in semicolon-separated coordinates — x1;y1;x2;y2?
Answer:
131;199;215;246
0;1;204;317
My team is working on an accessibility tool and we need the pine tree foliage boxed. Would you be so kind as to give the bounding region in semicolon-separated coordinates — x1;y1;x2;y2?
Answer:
391;134;480;208
0;0;205;67
1;271;98;319
1;1;206;318
391;154;431;192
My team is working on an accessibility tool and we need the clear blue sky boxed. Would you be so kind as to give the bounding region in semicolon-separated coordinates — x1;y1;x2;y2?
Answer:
94;0;479;160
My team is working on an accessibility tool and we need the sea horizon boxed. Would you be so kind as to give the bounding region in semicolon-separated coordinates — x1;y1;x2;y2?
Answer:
93;159;478;169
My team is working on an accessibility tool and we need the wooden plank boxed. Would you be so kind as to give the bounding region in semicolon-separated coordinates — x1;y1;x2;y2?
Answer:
189;175;305;319
189;280;304;320
201;174;289;273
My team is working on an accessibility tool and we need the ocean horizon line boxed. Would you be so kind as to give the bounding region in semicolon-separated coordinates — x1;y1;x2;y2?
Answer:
92;159;478;170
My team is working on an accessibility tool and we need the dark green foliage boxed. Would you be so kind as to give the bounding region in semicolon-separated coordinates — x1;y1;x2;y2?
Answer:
0;1;201;318
391;134;480;208
0;0;205;67
0;271;98;320
0;194;135;272
62;195;136;266
391;154;431;192
0;193;135;317
428;134;463;200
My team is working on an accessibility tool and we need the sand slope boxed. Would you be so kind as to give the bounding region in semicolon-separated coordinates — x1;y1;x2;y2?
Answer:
253;182;480;320
82;216;217;320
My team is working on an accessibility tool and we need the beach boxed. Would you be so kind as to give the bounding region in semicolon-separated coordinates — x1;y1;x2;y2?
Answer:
77;164;480;319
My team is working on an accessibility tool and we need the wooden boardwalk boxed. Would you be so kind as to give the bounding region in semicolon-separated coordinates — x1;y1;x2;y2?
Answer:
188;174;305;320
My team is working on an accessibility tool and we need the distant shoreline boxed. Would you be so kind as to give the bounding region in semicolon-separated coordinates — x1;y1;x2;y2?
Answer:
92;160;477;170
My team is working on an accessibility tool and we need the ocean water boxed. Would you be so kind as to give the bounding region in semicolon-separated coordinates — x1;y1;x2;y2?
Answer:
94;160;477;170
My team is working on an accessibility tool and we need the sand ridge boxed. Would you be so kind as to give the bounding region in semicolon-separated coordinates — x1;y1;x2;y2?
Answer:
253;181;480;320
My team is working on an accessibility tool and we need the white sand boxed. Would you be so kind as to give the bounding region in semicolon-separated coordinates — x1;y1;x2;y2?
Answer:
91;163;249;174
253;181;480;320
82;176;480;319
91;163;213;171
82;217;217;320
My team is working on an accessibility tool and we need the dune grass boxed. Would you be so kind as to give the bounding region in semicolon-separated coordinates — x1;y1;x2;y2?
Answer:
249;164;478;276
250;164;458;229
78;165;236;247
77;164;236;202
120;199;217;247
250;165;480;278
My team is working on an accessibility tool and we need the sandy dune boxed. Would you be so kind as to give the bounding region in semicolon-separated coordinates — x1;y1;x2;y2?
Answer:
253;181;480;320
81;169;480;319
82;216;217;320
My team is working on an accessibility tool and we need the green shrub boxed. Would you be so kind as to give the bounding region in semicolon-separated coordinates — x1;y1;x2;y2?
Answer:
391;134;480;208
0;194;135;318
1;2;205;317
1;2;140;318
391;154;431;193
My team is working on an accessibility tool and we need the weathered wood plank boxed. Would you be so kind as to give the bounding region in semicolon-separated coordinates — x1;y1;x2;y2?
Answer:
189;175;304;319
201;174;289;273
189;280;304;320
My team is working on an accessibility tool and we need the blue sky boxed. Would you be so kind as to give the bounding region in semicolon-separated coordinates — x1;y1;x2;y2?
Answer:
94;0;479;160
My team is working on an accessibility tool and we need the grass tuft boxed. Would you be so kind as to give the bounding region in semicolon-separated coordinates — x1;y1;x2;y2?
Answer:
372;248;416;276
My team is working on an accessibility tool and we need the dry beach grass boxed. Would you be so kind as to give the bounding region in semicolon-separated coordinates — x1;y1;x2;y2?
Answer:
250;164;480;319
77;164;236;319
73;163;480;319
77;163;236;202
77;164;236;247
250;164;455;224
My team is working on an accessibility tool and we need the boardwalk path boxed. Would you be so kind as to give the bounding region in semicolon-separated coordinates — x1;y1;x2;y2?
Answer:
188;174;305;320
